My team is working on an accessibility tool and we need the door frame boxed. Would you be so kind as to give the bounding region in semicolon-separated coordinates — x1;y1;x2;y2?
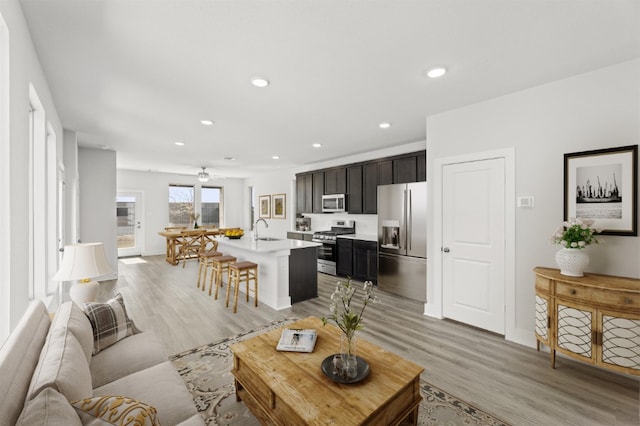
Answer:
427;147;516;341
117;190;144;258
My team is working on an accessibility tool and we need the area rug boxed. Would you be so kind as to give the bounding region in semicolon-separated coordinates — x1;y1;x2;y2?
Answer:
170;319;509;426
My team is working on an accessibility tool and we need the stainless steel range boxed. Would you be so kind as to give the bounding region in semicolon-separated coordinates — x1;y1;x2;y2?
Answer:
312;219;355;275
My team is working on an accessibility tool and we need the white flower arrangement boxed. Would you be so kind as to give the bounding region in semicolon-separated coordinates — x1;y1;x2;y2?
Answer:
551;217;601;249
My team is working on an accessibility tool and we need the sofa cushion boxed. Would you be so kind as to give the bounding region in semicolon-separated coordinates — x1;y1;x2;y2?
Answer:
90;332;168;388
27;324;93;402
50;301;94;362
16;387;82;426
93;361;200;426
72;395;160;426
0;301;52;426
84;293;140;355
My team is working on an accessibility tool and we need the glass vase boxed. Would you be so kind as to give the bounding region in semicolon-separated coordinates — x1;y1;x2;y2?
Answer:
336;333;358;379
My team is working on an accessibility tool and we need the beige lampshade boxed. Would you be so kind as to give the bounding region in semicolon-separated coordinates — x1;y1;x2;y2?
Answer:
52;242;113;281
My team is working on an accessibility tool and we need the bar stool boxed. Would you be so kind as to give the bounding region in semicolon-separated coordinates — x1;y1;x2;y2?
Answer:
227;261;258;313
209;255;237;298
196;251;223;291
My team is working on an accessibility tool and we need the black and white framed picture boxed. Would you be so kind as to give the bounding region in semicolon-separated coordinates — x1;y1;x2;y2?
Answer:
564;145;638;236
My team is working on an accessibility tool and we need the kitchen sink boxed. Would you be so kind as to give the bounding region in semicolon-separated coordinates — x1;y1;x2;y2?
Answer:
257;237;280;241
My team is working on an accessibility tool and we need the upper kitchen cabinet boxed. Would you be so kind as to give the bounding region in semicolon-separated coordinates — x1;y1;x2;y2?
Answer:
324;167;346;195
296;173;313;213
393;151;426;184
378;160;393;186
347;165;363;214
312;172;324;213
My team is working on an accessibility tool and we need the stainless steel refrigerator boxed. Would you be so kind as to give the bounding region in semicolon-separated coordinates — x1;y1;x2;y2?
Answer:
377;182;427;302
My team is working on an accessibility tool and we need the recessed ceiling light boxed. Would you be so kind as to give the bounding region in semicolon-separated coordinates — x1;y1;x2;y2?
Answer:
378;122;391;129
200;119;214;126
426;66;447;78
272;155;280;160
174;141;184;146
312;143;322;148
251;76;270;88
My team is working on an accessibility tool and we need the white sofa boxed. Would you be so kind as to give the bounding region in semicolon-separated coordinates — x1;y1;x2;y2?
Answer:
0;299;204;425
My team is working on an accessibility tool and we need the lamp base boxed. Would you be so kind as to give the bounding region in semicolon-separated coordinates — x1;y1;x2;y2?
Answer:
69;280;99;306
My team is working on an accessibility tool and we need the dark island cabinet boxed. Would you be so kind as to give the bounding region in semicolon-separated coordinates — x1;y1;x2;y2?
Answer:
347;165;363;214
324;167;346;195
353;240;377;283
336;238;353;278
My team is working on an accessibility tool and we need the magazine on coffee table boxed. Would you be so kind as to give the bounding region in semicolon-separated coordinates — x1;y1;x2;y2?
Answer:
276;328;317;353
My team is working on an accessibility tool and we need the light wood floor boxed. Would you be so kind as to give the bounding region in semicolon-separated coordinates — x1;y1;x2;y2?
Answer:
105;255;639;426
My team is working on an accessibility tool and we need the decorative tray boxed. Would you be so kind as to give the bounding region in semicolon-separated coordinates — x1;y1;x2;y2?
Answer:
226;235;243;239
320;354;370;384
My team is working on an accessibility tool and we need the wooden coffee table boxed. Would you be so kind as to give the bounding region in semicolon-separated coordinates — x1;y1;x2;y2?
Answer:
230;316;424;425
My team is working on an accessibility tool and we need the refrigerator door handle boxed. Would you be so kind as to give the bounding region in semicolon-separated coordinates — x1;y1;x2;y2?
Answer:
407;189;412;250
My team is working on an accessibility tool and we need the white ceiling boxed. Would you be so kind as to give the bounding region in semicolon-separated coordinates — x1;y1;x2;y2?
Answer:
20;0;640;179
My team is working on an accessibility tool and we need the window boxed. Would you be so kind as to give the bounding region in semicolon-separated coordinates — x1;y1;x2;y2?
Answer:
201;186;222;227
168;184;194;225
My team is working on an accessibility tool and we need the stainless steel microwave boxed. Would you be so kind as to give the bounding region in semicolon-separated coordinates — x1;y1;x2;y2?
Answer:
322;194;346;213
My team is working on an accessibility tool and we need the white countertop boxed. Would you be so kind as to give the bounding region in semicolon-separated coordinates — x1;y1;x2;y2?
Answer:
217;237;320;253
338;233;378;242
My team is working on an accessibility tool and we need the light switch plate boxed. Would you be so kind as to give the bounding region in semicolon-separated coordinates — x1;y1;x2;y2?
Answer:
517;196;534;208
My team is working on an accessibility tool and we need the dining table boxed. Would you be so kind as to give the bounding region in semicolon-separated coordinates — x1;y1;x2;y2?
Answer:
157;228;225;265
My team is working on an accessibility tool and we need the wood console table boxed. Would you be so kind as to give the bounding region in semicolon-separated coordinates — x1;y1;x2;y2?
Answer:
534;267;640;376
231;316;424;425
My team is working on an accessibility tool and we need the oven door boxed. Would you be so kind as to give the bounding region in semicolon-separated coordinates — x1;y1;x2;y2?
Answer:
315;241;337;275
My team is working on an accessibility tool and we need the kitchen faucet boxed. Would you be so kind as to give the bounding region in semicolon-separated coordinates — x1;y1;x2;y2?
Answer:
254;218;268;240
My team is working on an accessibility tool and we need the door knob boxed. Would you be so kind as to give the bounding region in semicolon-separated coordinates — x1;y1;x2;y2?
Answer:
442;247;450;253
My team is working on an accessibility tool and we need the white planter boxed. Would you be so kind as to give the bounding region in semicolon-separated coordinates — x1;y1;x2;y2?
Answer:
555;248;589;277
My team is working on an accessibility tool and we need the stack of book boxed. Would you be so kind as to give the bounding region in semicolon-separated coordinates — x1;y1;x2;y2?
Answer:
276;328;317;353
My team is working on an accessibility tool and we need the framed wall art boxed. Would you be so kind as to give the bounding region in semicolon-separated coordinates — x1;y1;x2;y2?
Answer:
564;145;638;236
272;193;286;219
259;195;271;219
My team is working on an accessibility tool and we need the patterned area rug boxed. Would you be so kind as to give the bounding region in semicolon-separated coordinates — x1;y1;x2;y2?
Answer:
170;319;509;426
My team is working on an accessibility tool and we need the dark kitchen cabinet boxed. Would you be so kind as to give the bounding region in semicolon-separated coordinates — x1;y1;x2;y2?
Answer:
336;238;353;278
378;160;393;186
324;167;346;195
393;152;426;184
353;240;378;283
296;173;313;214
416;152;426;182
312;172;324;213
393;156;418;184
347;165;363;214
363;162;379;214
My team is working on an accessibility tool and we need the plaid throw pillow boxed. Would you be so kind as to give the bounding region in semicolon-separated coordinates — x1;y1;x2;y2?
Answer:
84;293;139;355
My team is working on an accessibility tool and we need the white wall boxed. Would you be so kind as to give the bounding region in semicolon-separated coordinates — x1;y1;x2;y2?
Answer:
79;148;118;278
426;59;640;343
0;0;64;343
117;170;245;256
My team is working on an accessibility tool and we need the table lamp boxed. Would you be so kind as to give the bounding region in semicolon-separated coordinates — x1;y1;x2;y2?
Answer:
52;242;114;306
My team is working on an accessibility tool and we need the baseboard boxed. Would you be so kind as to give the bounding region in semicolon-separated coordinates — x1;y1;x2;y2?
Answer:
506;327;537;348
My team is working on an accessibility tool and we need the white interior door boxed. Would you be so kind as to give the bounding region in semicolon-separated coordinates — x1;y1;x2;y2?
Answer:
442;158;505;334
117;192;143;257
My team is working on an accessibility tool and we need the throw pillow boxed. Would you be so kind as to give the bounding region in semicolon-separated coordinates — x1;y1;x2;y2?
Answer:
84;293;140;355
72;396;160;426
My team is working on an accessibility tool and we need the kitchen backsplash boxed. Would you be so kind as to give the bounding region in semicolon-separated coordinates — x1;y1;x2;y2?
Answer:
301;213;377;236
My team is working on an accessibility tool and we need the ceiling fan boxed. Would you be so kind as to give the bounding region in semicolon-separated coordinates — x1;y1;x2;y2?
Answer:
197;166;210;183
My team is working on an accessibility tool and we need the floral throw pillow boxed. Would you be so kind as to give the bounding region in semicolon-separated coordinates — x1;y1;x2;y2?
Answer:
83;293;140;355
72;396;160;426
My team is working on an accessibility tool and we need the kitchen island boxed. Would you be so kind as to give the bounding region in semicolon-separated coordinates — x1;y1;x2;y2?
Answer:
216;237;320;310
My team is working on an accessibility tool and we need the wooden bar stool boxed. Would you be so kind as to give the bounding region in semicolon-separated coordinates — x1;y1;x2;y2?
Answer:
209;255;237;298
196;251;223;291
227;261;258;313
